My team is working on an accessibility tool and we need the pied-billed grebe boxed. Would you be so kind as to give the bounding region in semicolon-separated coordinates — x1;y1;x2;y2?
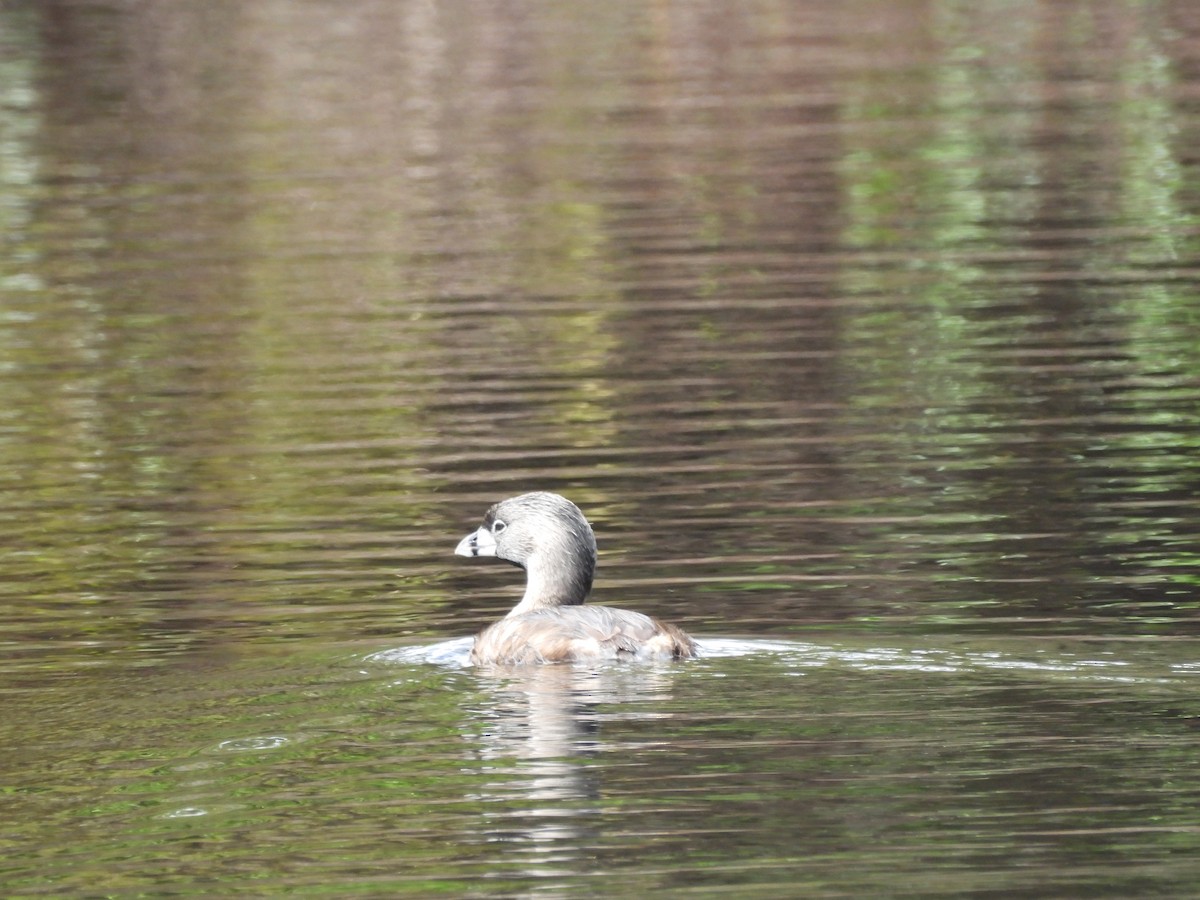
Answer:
455;492;697;665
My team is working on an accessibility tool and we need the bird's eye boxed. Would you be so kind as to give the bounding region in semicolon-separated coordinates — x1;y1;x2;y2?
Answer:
492;519;506;534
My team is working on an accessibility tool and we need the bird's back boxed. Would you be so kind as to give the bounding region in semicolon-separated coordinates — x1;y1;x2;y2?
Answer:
471;605;696;665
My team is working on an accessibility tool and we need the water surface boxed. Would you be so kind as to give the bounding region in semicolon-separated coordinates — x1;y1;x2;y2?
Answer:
3;0;1200;895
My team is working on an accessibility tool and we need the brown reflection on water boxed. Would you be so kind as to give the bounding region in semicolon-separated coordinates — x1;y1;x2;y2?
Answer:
0;0;1197;637
0;1;1196;628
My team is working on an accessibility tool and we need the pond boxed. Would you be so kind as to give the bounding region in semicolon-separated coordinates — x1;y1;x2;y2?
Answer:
2;0;1200;895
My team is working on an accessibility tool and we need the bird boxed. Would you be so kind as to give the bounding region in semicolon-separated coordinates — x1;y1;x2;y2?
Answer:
455;491;697;665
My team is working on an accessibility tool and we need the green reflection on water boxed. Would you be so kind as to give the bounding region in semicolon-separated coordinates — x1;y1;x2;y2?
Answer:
8;638;1199;895
830;1;1200;629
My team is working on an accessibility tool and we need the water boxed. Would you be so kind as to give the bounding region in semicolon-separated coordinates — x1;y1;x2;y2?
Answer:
3;0;1200;894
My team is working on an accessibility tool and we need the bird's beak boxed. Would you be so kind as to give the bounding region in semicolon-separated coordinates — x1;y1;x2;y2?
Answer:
455;525;497;558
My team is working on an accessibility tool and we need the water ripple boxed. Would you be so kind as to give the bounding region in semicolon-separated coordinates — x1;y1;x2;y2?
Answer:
367;636;1193;686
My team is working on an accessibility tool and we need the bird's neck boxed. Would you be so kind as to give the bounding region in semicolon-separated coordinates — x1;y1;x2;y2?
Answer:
507;547;593;616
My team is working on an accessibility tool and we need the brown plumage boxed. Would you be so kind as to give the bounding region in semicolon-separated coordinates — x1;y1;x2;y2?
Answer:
455;492;697;665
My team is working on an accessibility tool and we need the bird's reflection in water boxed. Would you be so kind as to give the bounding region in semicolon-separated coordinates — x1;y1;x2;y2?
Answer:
463;662;683;876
